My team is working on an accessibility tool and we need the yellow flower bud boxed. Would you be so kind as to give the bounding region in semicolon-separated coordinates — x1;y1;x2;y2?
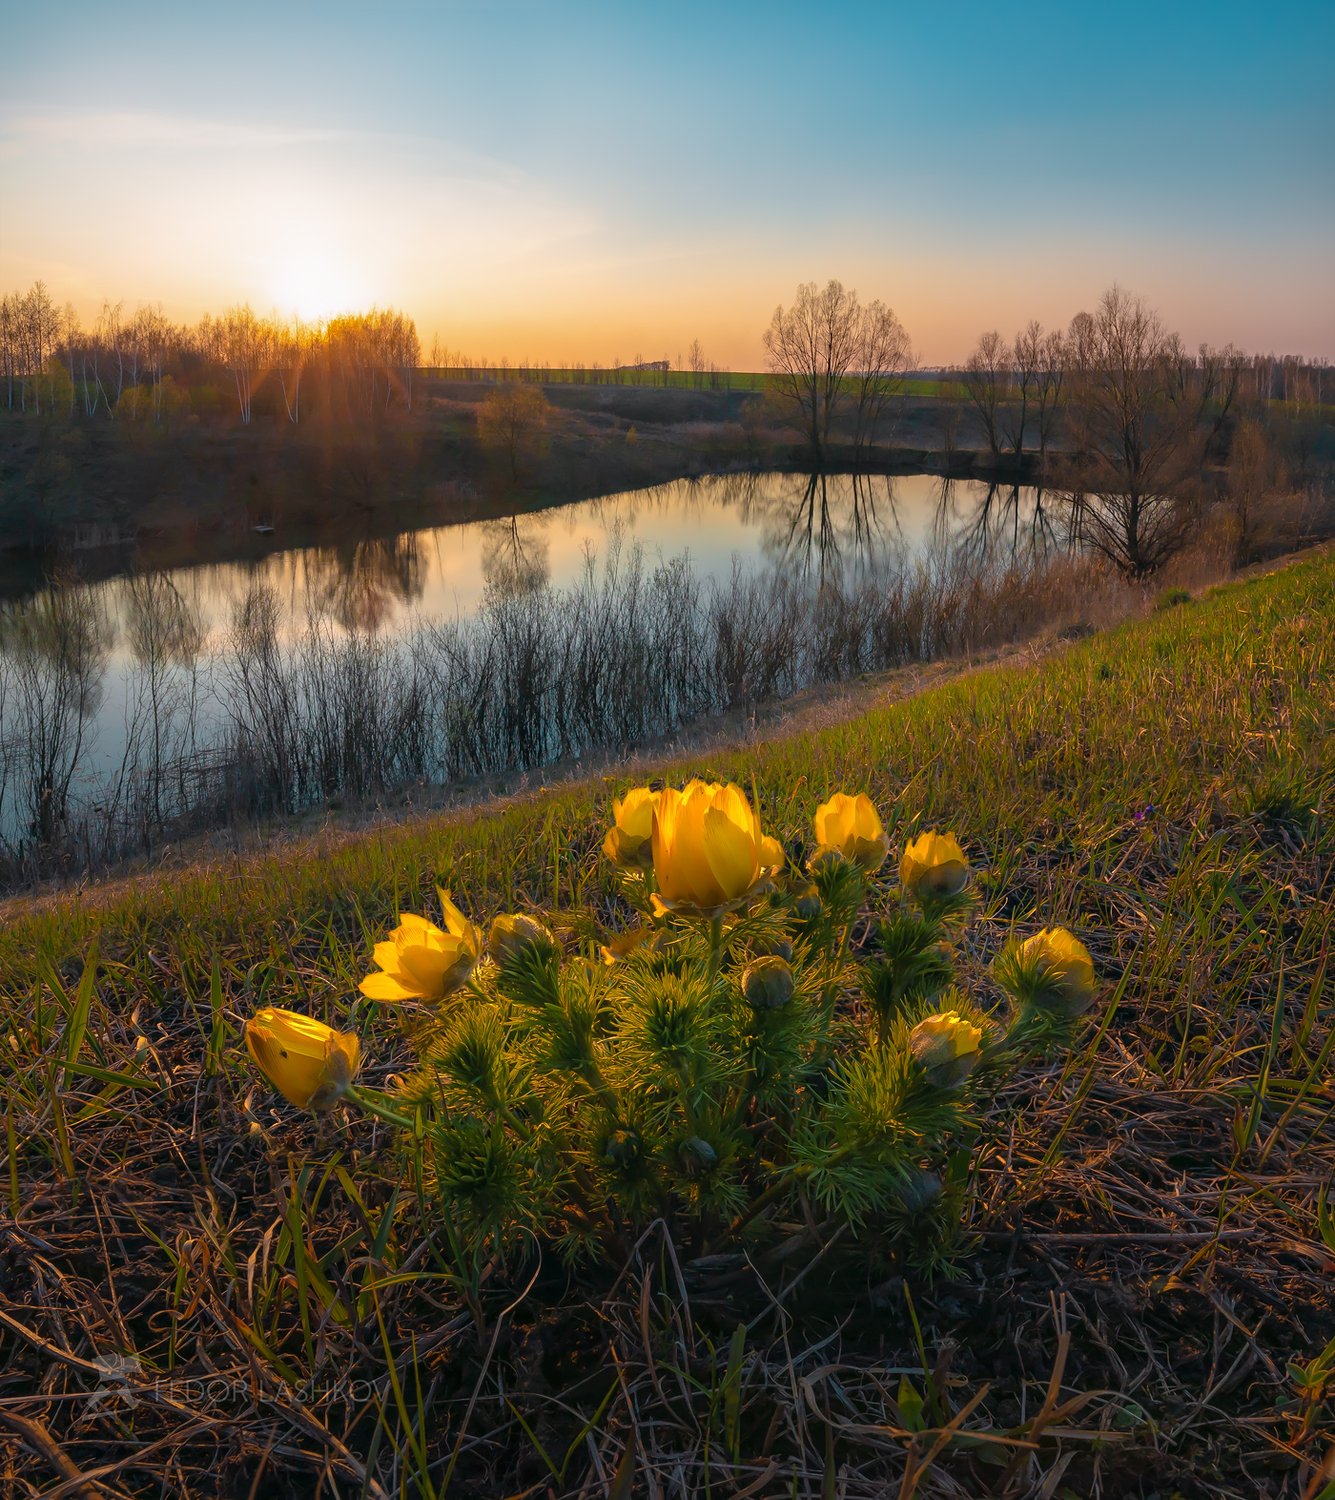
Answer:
813;792;889;873
741;955;796;1010
793;883;822;919
909;1009;982;1087
488;912;554;965
359;888;481;1003
601;1126;643;1170
751;934;794;963
602;787;659;869
245;1007;361;1111
650;780;784;918
1018;928;1098;1013
899;831;970;898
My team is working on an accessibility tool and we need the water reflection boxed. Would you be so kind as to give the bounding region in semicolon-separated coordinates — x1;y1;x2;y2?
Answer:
0;583;111;844
0;472;1076;810
125;571;205;669
932;479;1070;568
301;533;427;633
122;573;207;828
737;471;904;583
480;516;551;597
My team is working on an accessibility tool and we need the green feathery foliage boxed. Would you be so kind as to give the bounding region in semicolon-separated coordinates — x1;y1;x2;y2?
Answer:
368;828;1089;1277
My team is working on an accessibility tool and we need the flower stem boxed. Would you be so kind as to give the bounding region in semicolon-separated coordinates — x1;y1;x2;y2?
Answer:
346;1085;415;1131
707;913;725;980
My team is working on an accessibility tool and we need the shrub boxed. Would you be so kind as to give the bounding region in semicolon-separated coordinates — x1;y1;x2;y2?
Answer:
1155;587;1192;611
476;383;551;478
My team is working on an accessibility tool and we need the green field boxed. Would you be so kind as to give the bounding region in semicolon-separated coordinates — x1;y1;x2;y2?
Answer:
429;367;970;400
3;549;1332;1497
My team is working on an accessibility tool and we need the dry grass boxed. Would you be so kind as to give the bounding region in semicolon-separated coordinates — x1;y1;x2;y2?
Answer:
0;547;1332;1497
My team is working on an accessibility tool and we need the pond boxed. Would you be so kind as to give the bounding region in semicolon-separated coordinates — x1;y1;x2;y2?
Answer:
0;472;1072;863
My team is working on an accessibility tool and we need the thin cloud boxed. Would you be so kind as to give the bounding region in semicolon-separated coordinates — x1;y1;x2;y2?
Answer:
1;110;346;153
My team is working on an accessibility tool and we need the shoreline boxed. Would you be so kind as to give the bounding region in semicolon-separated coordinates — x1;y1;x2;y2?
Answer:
0;408;1038;600
6;535;1320;913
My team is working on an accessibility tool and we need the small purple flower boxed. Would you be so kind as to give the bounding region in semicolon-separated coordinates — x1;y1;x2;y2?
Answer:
1133;804;1156;824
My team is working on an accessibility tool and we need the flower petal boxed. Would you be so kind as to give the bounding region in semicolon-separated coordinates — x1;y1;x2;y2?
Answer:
359;971;425;1002
373;942;404;977
395;913;439;937
396;942;455;995
703;804;759;903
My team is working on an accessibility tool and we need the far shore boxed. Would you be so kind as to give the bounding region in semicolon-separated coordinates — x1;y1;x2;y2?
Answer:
0;382;1042;592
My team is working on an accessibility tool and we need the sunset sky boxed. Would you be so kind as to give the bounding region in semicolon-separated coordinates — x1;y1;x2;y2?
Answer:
2;0;1332;367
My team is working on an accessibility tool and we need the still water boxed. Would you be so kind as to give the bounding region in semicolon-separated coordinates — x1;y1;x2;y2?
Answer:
0;472;1067;826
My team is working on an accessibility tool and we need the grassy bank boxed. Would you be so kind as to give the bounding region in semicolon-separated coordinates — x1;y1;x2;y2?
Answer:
1;549;1332;1497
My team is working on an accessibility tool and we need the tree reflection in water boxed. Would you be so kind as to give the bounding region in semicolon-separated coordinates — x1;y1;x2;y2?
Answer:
480;516;551;597
302;533;427;633
123;571;206;828
931;478;1071;569
0;581;111;845
756;471;902;585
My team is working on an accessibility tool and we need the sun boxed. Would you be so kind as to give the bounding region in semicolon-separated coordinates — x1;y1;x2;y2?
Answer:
266;242;366;323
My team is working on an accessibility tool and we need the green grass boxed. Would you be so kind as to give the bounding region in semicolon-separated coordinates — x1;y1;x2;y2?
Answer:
2;549;1332;1497
428;367;969;400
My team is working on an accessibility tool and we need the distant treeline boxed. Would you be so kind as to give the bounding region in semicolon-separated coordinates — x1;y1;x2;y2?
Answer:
0;284;420;427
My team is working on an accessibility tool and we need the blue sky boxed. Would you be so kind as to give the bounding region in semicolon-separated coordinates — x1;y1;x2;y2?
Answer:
2;0;1331;362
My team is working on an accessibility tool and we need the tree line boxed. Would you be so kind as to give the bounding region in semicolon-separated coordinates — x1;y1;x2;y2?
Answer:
763;279;1330;576
0;282;420;427
0;282;757;422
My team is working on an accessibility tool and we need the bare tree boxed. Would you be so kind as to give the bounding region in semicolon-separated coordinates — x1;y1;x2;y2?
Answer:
1;584;109;846
960;330;1009;462
58;302;81;417
276;317;310;425
1066;286;1231;576
0;293;17;409
96;300;125;416
123;571;205;829
851;301;913;452
763;279;885;466
1225;413;1280;565
1033;329;1067;468
391;311;420;411
220;305;265;425
1005;321;1045;459
687;338;705;390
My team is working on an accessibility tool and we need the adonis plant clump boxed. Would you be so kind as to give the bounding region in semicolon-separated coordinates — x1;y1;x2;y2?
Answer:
244;780;1100;1275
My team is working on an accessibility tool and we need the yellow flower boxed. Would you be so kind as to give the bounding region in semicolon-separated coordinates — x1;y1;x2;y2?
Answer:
650;780;785;918
909;1010;983;1087
602;787;660;869
813;792;889;873
245;1007;360;1111
600;924;653;965
359;888;481;1002
489;912;553;965
1018;927;1097;1012
899;831;970;898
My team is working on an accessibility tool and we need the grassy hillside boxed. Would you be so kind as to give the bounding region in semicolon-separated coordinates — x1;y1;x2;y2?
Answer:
2;549;1332;1498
